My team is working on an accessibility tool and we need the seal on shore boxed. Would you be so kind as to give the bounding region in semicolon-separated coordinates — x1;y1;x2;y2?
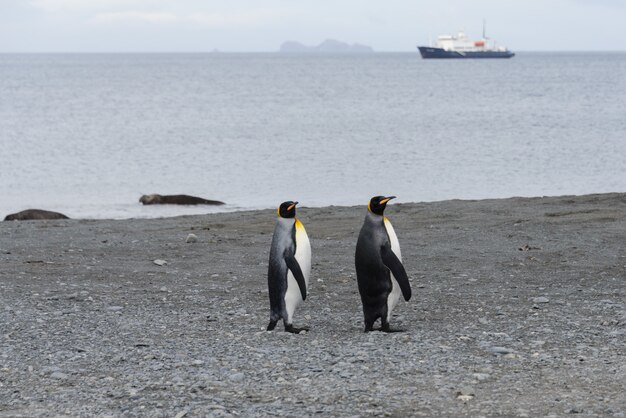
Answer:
266;201;311;333
355;196;411;332
4;209;70;221
139;194;225;206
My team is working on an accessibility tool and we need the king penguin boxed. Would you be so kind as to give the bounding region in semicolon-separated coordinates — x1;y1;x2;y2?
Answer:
355;196;411;332
267;201;311;333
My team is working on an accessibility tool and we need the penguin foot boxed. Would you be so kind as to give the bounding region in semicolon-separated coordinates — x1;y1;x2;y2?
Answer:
266;320;278;331
284;324;309;334
381;327;405;333
380;324;405;333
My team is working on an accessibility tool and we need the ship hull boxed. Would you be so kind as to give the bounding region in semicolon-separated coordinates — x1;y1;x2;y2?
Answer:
418;46;514;59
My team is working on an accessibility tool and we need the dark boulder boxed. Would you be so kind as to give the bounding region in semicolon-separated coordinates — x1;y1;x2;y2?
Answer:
139;194;225;206
4;209;70;221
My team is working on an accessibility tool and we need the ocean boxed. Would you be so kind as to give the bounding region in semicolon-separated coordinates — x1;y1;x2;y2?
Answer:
1;52;625;219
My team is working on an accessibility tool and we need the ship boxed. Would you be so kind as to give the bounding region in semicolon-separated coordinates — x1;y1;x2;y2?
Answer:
418;23;514;59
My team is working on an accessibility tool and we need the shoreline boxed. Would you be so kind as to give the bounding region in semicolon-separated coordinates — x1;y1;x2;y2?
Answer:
1;192;625;416
4;191;626;222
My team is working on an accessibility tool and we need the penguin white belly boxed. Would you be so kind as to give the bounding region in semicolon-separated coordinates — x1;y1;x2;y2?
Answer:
384;217;402;321
284;219;311;323
284;273;301;323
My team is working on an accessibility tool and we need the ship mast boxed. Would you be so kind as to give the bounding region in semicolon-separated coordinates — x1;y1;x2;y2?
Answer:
482;19;486;39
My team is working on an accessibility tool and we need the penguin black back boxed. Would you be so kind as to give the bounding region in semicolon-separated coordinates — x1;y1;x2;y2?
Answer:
355;196;411;332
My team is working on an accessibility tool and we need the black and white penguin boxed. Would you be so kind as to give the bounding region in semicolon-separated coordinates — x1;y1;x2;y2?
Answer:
355;196;411;332
267;201;311;333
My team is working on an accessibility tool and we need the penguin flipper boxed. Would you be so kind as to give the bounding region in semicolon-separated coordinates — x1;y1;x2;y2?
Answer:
381;245;411;301
285;253;307;301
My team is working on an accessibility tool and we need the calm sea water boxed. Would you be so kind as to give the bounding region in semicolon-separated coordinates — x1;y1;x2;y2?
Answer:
1;52;625;219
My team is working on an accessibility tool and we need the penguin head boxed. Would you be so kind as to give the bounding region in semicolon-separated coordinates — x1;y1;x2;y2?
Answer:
368;196;396;216
277;201;298;218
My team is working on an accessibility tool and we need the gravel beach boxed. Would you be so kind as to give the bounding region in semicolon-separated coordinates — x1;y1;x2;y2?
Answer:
1;193;625;417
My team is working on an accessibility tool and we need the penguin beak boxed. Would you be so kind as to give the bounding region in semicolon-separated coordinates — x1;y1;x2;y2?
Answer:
379;196;396;205
288;202;298;211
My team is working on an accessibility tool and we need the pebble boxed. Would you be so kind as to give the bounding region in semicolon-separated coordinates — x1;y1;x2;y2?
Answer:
153;259;167;266
473;373;490;381
228;372;244;382
489;346;513;355
456;386;475;401
532;296;550;303
50;371;68;380
185;234;198;243
457;386;475;396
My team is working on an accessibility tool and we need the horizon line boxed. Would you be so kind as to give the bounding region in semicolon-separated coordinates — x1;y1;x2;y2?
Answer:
2;49;626;54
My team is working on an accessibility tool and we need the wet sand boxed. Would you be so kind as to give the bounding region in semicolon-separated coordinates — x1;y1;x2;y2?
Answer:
1;193;625;416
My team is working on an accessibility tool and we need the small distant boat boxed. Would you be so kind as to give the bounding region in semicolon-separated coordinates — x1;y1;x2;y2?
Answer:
418;22;514;59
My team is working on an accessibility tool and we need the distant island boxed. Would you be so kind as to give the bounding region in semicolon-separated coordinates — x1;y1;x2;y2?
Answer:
279;39;374;53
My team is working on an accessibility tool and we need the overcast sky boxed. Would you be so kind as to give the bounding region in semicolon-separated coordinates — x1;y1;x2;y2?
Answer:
1;0;625;52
